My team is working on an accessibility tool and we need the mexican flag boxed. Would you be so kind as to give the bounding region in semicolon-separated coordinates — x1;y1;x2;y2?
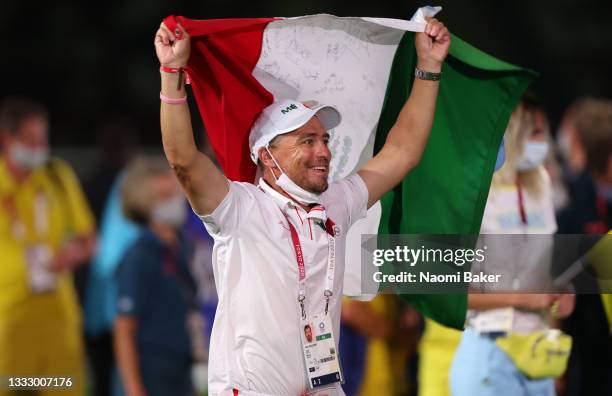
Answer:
162;10;536;330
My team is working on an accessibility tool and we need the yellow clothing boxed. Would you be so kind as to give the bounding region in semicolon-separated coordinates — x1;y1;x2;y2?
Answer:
585;231;612;335
0;157;94;396
359;296;410;396
417;319;461;396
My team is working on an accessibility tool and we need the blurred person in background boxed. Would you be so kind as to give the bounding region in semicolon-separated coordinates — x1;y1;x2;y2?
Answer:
86;143;214;396
417;318;458;396
85;172;142;396
557;98;612;233
354;296;419;396
449;95;575;395
114;156;197;396
415;104;531;396
0;96;96;395
339;297;391;396
555;98;612;396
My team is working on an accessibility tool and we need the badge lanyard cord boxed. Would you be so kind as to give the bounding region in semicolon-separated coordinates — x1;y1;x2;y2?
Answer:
5;161;66;241
4;189;48;241
516;178;528;227
282;211;337;319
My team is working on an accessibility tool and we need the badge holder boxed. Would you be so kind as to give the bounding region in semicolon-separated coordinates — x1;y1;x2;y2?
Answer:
282;208;344;392
300;312;344;391
25;244;57;293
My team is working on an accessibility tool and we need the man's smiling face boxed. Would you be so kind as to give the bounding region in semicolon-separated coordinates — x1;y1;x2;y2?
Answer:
266;116;332;194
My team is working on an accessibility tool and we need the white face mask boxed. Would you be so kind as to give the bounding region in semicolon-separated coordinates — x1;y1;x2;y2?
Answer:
152;194;187;228
10;143;49;170
265;147;322;205
516;141;549;171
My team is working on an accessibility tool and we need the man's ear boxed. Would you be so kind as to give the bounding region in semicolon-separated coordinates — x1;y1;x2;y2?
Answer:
258;147;275;169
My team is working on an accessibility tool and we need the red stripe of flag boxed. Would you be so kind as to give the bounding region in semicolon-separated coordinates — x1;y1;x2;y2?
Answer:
163;15;279;182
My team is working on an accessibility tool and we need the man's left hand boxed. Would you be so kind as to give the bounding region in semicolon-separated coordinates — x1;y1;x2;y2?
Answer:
415;18;450;72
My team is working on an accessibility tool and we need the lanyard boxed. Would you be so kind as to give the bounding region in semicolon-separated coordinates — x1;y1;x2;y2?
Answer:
2;188;48;241
282;209;338;319
516;178;528;226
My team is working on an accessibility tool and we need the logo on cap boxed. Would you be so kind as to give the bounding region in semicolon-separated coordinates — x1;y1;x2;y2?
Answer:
281;103;298;114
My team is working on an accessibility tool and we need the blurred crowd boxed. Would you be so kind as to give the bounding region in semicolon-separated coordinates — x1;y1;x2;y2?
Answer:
0;91;611;396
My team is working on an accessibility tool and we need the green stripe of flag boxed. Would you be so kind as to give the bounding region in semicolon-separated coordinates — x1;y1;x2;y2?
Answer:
374;32;537;329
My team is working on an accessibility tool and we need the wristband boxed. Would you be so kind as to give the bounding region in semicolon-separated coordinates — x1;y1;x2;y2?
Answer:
160;92;187;105
415;67;442;81
160;65;183;74
160;65;190;89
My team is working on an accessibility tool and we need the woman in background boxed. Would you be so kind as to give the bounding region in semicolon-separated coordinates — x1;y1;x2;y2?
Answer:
114;156;196;396
449;95;575;396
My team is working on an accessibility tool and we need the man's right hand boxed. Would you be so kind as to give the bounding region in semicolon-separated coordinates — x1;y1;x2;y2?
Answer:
155;22;190;68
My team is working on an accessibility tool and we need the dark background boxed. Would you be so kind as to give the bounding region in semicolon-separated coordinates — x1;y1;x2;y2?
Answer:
1;0;611;147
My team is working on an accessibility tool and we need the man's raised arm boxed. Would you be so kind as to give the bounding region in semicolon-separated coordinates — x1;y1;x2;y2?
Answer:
156;22;228;215
358;18;450;209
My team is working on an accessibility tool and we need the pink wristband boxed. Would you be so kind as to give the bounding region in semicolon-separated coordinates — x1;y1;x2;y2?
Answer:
160;92;187;105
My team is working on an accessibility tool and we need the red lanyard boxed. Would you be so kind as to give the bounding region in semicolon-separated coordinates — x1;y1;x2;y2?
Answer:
516;179;528;226
286;215;307;282
282;210;337;319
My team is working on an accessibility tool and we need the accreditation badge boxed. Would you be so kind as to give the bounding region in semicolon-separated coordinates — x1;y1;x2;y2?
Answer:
301;313;343;390
25;244;57;293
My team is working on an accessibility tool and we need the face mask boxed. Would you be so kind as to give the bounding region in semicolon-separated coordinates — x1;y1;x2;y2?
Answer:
10;143;49;170
152;194;187;228
516;141;549;171
265;147;322;205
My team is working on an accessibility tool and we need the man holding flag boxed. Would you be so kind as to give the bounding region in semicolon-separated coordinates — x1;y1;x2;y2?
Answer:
155;14;449;396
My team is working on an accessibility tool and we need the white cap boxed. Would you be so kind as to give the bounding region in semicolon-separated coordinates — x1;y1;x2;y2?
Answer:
249;99;341;164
